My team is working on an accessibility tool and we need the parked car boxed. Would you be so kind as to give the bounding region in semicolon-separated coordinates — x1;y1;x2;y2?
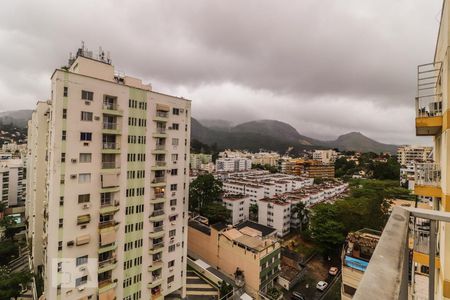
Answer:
329;267;339;276
291;291;306;300
316;281;328;291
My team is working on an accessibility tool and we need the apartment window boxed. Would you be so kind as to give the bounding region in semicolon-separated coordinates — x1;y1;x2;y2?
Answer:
168;245;176;252
170;199;177;206
62;109;67;119
62;130;66;141
170;184;177;191
81;90;93;101
58;241;62;251
168;260;175;268
171;154;178;161
58;218;63;228
59;196;64;206
172;138;179;146
78;173;91;183
76;255;88;266
172;108;179;115
171;169;178;176
63;86;68;97
81;111;93;121
169;229;176;237
78;194;90;203
167;275;174;283
61;153;66;163
75;275;88;287
80;132;92;141
172;123;179;130
79;153;92;163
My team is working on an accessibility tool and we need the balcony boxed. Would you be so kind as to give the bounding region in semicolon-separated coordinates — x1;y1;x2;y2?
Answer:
148;260;163;272
100;201;120;214
98;258;117;273
102;142;120;154
149;226;165;238
151;192;166;204
149;209;165;222
152;144;166;154
151;161;167;171
414;163;441;197
153;111;169;122
152;128;167;138
150;176;166;187
101;161;120;170
415;62;443;136
99;220;120;232
98;279;117;293
148;275;163;288
102;103;123;116
353;206;450;300
148;241;164;254
102;122;121;135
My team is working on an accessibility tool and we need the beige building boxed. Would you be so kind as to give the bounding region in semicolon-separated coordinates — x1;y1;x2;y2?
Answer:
0;157;25;207
397;145;433;166
312;149;338;164
27;46;191;300
282;159;335;178
341;229;380;299
187;218;281;299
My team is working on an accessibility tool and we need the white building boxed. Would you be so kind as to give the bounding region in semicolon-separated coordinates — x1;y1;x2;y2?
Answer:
215;157;252;172
397;145;433;166
312;150;338;164
222;194;251;225
26;47;190;300
0;157;25;207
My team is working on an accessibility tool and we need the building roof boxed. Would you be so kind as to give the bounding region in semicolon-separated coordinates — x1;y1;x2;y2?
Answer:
235;220;276;237
188;220;211;235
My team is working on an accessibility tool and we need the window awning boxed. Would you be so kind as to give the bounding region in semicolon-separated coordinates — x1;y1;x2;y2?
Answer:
100;230;116;246
76;234;91;246
101;174;119;188
156;104;170;111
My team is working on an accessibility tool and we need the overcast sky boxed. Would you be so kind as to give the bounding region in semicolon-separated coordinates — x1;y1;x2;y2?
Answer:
0;0;442;144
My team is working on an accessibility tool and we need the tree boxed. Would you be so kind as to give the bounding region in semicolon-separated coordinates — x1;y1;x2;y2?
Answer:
249;204;258;222
0;268;33;300
0;240;19;265
291;202;308;231
219;280;233;298
200;202;231;224
0;215;19;240
309;204;345;254
189;174;223;212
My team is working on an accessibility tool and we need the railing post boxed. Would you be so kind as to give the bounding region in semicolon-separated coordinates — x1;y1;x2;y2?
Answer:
429;219;436;300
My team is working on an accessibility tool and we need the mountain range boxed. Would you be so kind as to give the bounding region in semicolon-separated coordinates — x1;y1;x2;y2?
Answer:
0;110;398;154
192;118;398;154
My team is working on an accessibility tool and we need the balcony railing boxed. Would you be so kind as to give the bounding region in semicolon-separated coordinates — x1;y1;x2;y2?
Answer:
151;209;165;217
103;103;119;111
103;142;120;150
354;206;450;300
103;122;118;130
155;128;166;134
154;161;166;167
98;257;116;269
102;161;119;169
99;220;118;229
153;225;164;232
151;241;164;249
153;192;165;199
156;111;168;118
414;163;441;186
152;177;165;184
415;62;443;118
155;144;165;150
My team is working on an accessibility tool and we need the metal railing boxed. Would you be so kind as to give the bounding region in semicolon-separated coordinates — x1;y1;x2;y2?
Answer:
102;142;120;150
102;161;119;169
155;144;165;150
103;103;119;111
152;177;165;184
414;163;441;186
416;62;443;118
155;128;166;134
154;161;166;167
151;241;164;249
153;192;165;199
98;258;116;268
354;206;450;300
153;225;164;232
156;111;169;118
99;220;118;229
151;209;165;217
103;122;118;130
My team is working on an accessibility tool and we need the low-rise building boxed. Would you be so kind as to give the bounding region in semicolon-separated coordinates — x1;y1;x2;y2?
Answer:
216;157;252;172
222;194;251;225
190;153;213;170
188;218;281;299
282;159;335;178
341;229;380;300
313;149;338;164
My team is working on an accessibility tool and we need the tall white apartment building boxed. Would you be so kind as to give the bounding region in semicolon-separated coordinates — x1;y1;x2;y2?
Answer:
312;149;338;164
215;157;252;172
27;47;191;300
0;157;25;207
222;194;251;225
26;101;50;274
396;145;433;166
258;199;291;237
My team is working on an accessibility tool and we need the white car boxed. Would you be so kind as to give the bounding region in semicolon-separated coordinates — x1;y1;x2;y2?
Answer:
316;281;328;291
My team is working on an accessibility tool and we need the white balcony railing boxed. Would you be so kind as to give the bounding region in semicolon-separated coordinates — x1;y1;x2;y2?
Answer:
415;62;443;118
414;163;441;186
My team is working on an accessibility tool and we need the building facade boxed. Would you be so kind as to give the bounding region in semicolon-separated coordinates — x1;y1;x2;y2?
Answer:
222;194;251;225
397;145;433;166
189;153;212;170
0;157;25;207
216;157;252;173
312;150;338;164
27;48;191;300
282;159;335;178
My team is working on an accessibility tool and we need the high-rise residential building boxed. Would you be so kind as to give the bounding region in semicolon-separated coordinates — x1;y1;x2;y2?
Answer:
26;101;50;274
26;46;191;300
312;149;338;164
0;157;26;207
215;157;252;173
397;145;433;166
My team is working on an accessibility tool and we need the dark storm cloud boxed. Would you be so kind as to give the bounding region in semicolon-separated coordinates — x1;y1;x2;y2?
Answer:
0;0;442;144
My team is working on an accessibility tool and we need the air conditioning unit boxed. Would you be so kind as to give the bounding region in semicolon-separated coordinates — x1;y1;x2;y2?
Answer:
80;225;87;229
94;116;100;121
173;161;177;164
79;266;86;272
84;101;91;105
83;204;90;209
83;142;89;146
169;268;174;272
71;158;77;163
172;192;176;196
70;174;77;179
168;127;173;130
67;240;74;247
176;242;180;247
171;207;176;211
179;109;184;113
78;286;85;292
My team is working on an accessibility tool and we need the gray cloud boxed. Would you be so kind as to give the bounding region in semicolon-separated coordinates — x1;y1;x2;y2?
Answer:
0;0;442;144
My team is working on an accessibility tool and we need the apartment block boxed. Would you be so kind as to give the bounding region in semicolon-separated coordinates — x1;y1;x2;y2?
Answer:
222;194;250;225
282;159;335;178
26;47;191;300
397;145;433;166
312;149;338;164
189;153;212;170
187;217;281;299
215;157;252;173
0;156;25;207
